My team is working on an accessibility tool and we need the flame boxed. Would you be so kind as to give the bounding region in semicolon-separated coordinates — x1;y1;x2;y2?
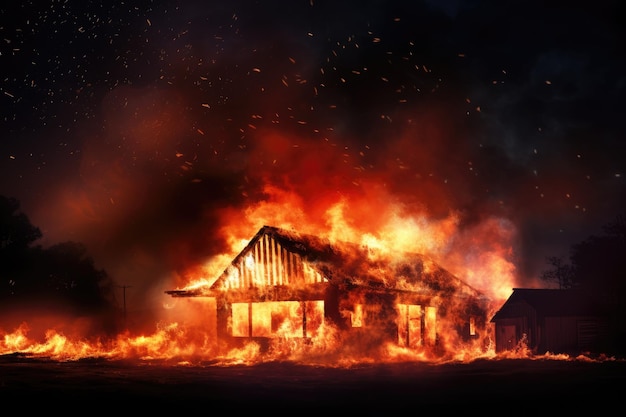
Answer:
0;321;611;364
0;142;603;365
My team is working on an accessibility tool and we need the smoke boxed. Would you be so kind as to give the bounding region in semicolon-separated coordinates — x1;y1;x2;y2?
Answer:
10;0;623;320
32;50;511;317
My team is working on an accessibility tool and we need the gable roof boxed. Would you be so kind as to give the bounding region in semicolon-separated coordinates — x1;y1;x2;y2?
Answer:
490;288;608;321
167;225;486;300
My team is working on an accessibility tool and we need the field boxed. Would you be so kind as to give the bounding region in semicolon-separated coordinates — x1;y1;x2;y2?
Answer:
1;355;624;413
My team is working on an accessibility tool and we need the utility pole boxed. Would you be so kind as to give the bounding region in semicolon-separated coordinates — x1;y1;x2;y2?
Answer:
117;284;132;321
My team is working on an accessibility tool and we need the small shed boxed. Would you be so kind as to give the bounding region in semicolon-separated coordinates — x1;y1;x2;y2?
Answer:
490;288;610;355
167;225;492;355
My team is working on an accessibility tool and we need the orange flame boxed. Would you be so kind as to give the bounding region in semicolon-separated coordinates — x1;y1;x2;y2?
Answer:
0;160;574;365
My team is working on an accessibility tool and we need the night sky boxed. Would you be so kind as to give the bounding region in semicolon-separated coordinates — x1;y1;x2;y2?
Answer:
1;1;625;309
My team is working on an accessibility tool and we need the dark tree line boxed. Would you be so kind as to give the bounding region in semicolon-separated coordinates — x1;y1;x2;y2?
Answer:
0;195;115;315
541;212;626;353
541;213;626;295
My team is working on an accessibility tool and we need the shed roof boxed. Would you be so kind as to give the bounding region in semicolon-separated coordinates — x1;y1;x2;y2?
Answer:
490;288;608;321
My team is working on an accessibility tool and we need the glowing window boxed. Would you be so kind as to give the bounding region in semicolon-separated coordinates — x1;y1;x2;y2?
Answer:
231;303;250;337
397;304;422;348
233;301;325;338
424;306;437;344
351;304;363;327
251;302;273;337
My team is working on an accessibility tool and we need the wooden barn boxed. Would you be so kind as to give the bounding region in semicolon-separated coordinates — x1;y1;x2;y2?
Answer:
166;225;491;354
490;288;610;356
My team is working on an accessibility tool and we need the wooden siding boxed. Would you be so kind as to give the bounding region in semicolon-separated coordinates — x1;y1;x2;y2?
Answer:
544;316;578;354
222;233;327;290
545;316;609;354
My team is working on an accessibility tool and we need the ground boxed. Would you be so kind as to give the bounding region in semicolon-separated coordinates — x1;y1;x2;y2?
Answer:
1;355;624;413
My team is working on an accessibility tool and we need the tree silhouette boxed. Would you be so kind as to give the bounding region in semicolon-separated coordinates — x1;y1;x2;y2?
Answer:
570;214;626;296
541;212;626;294
0;196;42;299
0;195;114;315
540;256;575;289
35;241;113;312
0;196;42;247
541;212;626;354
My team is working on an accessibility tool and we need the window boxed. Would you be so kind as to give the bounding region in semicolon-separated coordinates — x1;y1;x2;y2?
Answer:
351;304;363;327
231;300;324;338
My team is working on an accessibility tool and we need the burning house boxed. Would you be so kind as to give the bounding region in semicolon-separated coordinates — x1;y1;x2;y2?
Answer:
166;225;492;357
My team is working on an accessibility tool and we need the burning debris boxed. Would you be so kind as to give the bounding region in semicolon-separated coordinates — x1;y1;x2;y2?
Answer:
166;225;494;360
